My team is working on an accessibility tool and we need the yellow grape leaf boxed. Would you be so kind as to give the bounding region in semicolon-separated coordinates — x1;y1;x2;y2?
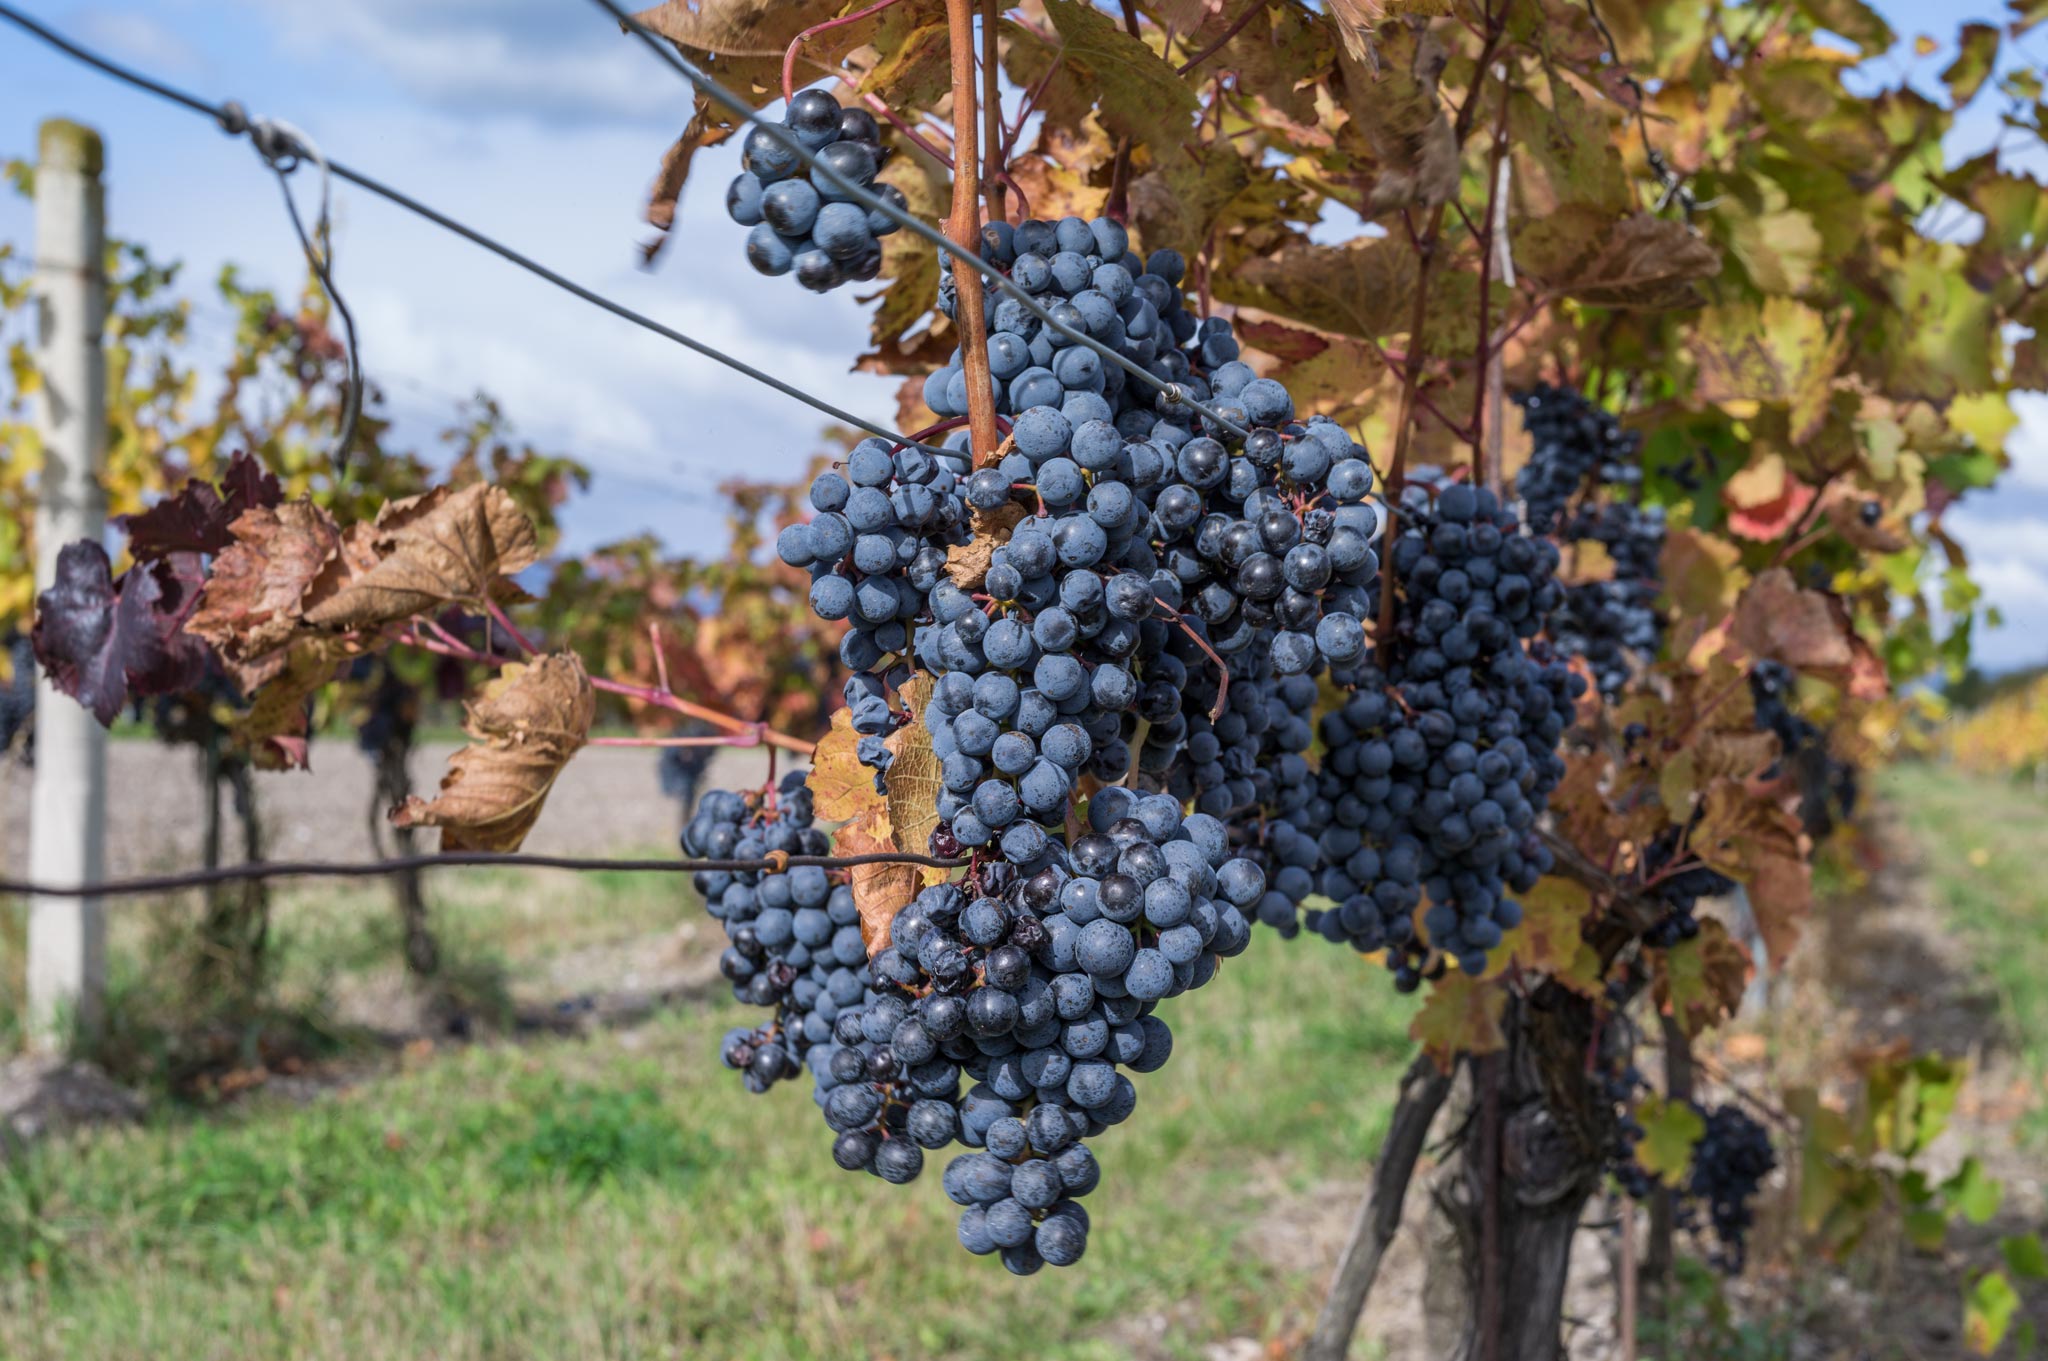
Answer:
838;804;918;954
1965;1270;2020;1357
1410;972;1506;1071
1660;528;1746;618
1509;878;1602;996
808;706;880;823
1634;1093;1706;1186
393;652;595;852
883;673;947;883
1653;918;1753;1037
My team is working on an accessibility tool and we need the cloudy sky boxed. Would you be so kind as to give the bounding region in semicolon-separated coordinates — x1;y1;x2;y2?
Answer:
1;0;2044;667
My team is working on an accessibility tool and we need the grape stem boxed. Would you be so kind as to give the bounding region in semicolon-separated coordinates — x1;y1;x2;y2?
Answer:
395;622;819;756
1152;596;1231;721
945;0;1002;464
782;0;912;104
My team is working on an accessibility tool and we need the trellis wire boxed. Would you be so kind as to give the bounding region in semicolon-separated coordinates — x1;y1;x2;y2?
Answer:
0;1;957;461
0;850;974;901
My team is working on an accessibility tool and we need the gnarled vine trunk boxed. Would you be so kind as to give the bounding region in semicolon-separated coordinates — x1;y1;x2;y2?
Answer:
1314;986;1614;1361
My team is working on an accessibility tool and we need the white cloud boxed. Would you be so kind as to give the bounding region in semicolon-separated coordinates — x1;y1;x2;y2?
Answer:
241;0;681;125
70;7;203;78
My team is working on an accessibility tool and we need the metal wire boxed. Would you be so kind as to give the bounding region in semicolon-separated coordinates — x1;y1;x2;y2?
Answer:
250;115;364;477
0;1;954;460
0;849;973;901
588;0;1254;442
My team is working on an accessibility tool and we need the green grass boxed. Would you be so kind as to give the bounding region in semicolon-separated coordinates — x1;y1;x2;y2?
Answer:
0;913;1418;1361
0;850;697;1079
1877;763;2048;1142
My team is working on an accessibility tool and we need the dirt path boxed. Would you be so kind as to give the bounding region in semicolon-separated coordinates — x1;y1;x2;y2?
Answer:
0;741;781;876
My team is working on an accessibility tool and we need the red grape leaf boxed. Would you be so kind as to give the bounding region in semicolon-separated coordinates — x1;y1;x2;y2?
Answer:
121;452;283;558
31;541;208;725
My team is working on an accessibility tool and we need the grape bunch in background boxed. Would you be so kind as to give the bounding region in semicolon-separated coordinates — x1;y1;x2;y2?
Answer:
1301;474;1582;985
726;89;909;295
1513;384;1665;702
715;210;1405;1273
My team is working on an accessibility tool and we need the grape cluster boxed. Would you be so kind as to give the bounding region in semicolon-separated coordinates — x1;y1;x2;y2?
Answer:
1751;660;1857;839
727;89;909;295
1514;385;1664;701
1302;478;1582;982
1603;1041;1777;1274
683;774;865;1094
1513;383;1642;537
740;212;1404;1272
1682;1103;1776;1272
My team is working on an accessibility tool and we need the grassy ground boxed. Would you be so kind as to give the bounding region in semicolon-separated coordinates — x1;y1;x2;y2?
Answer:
1875;763;2048;1142
0;876;1418;1361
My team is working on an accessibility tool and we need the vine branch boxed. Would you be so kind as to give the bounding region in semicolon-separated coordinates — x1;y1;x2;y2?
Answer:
946;0;1001;463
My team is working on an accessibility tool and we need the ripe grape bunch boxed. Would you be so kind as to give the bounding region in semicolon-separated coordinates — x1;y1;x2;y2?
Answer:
713;209;1401;1273
726;89;910;294
1301;475;1583;985
1514;384;1665;702
683;773;869;1094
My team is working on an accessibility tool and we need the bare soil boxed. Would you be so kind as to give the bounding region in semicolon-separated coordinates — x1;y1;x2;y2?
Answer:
0;740;779;875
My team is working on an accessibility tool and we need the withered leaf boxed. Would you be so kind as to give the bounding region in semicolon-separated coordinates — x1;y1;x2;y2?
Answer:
1518;213;1722;311
838;804;917;953
1216;237;1419;340
808;705;883;822
187;501;347;687
302;483;540;631
1730;568;1856;677
1336;22;1457;215
882;673;944;872
1653;918;1753;1038
945;500;1028;593
393;652;595;852
234;634;362;771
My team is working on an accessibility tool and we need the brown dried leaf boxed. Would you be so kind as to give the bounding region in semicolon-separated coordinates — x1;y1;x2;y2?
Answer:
303;484;540;631
186;501;346;688
882;673;944;873
1731;568;1855;677
1216;237;1419;340
393;652;595;852
1822;493;1910;553
234;635;363;771
838;804;917;953
945;500;1028;593
1518;213;1722;311
1337;23;1457;215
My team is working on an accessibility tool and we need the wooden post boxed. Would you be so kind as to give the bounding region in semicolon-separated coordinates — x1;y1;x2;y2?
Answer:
26;117;109;1052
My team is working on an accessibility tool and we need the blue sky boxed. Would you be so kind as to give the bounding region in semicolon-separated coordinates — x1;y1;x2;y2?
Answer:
1;0;2044;668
